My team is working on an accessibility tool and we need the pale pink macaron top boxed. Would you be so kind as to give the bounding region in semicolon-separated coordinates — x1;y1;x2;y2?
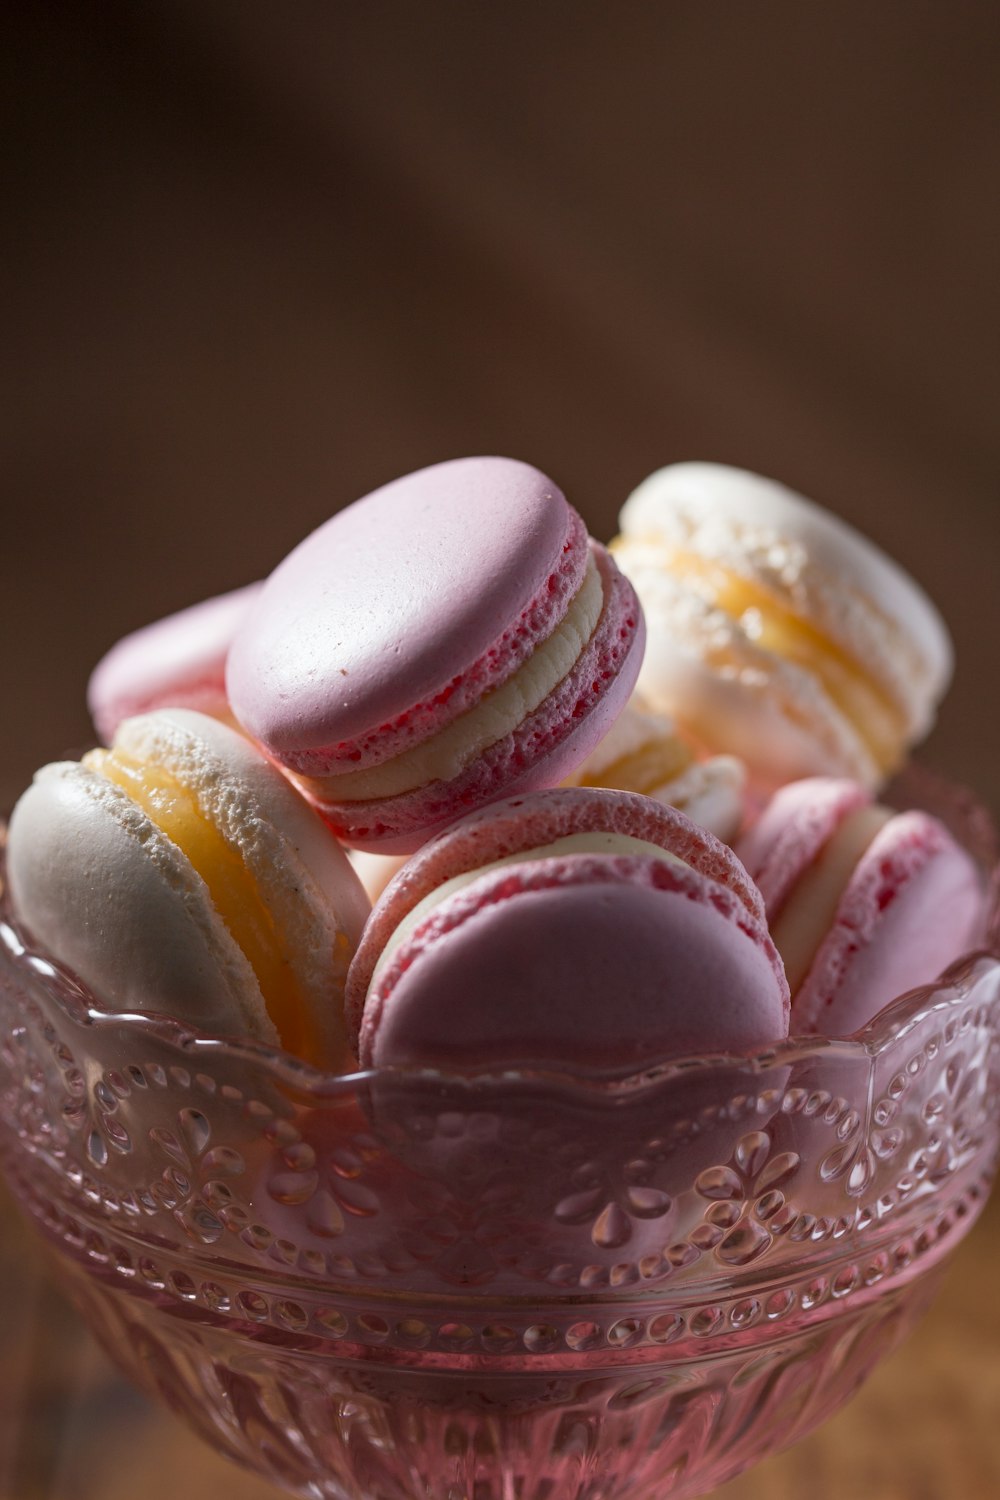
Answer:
738;777;984;1036
87;582;262;743
225;457;645;852
348;787;789;1074
227;457;593;776
736;776;870;915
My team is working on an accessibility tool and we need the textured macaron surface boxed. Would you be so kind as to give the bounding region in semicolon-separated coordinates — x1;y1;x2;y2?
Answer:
6;710;371;1069
738;777;984;1037
348;786;788;1071
346;785;768;1032
227;457;591;775
7;755;274;1040
308;540;644;851
614;462;953;789
619;561;884;788
618;462;953;724
357;854;789;1073
793;810;983;1036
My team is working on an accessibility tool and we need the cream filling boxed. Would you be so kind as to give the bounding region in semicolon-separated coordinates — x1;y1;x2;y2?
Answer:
772;803;893;994
308;554;604;802
616;541;906;773
571;735;693;797
369;831;685;997
84;747;323;1063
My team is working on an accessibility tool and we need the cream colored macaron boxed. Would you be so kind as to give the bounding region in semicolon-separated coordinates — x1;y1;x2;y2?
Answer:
612;463;952;792
6;709;371;1069
562;696;747;842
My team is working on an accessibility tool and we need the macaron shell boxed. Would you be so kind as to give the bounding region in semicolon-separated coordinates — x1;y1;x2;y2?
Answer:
114;710;371;949
737;777;872;915
614;546;880;789
649;755;747;843
359;855;789;1072
793;810;983;1036
564;697;748;841
619;462;953;735
565;695;690;780
346;785;767;1038
306;540;645;852
113;710;371;1064
7;709;373;1068
227;457;589;774
87;582;262;743
6;760;276;1044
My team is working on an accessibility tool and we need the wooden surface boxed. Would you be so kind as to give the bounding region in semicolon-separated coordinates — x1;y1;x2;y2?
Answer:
1;1174;999;1499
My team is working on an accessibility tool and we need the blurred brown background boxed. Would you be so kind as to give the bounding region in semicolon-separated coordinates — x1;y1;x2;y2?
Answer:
2;6;1000;1496
3;0;999;813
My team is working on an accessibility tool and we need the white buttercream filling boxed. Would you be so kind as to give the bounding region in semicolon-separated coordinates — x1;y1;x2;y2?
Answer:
308;553;604;801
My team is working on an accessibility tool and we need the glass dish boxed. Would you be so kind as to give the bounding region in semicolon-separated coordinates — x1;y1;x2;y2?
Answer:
1;776;998;1500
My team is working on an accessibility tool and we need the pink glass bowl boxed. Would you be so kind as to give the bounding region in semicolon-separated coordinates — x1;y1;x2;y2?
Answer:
1;780;999;1500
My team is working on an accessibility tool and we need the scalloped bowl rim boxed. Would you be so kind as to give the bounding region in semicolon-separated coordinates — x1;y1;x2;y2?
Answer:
3;908;998;1107
2;762;997;1107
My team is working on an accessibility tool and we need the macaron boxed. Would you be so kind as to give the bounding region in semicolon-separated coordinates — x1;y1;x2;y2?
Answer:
347;787;790;1073
226;457;645;853
612;462;952;792
87;582;262;742
737;777;983;1036
563;695;747;842
5;708;371;1069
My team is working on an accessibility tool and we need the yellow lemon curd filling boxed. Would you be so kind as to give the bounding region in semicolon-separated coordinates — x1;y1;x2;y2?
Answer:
573;734;693;797
628;544;906;774
88;748;323;1064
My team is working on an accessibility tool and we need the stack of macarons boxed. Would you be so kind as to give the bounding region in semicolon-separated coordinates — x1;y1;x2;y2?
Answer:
3;455;987;1074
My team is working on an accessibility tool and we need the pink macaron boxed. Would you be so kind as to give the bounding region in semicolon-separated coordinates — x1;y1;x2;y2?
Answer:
225;458;645;853
87;582;262;743
737;777;984;1036
347;787;790;1073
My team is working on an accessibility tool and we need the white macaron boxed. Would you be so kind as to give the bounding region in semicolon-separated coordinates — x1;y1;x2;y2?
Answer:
563;696;747;842
613;462;952;792
6;708;371;1069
